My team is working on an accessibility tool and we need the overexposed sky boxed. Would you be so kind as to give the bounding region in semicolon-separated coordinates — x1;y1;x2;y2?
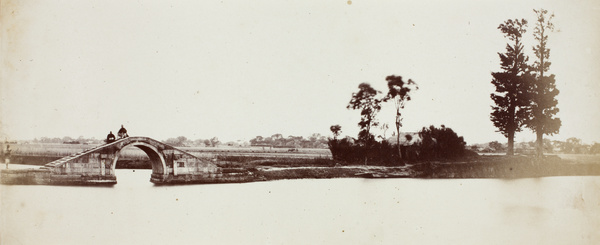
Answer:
1;0;599;144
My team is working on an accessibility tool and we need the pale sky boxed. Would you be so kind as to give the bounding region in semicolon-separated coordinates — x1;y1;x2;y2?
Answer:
1;0;599;144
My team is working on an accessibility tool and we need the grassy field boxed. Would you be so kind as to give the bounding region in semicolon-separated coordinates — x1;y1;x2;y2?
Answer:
1;143;330;156
0;143;332;166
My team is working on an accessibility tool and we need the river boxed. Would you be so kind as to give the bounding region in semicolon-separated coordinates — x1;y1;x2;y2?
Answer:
1;165;599;245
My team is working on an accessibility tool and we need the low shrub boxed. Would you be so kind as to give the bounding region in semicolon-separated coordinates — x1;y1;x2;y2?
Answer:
328;137;399;165
417;125;467;160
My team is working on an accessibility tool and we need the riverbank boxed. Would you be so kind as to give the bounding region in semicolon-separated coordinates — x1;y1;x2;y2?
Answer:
248;159;600;181
3;154;599;185
219;154;600;180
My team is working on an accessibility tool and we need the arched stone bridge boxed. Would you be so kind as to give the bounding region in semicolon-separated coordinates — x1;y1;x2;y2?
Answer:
1;137;253;185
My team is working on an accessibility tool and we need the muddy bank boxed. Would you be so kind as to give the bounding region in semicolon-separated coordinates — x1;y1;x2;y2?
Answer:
411;156;600;178
243;155;600;181
253;166;411;180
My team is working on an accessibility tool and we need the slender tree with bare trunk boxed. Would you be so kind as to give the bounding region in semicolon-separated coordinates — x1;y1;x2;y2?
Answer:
383;75;417;162
526;9;561;158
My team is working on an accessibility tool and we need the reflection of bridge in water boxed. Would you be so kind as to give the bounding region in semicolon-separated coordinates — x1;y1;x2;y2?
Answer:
1;137;253;185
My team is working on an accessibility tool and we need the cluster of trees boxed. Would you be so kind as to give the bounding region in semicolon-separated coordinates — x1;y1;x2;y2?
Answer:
329;125;468;165
329;75;415;164
491;9;561;157
330;73;469;164
342;75;419;162
249;134;328;148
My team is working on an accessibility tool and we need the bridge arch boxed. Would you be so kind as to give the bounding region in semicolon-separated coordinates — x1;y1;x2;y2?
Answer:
111;141;167;177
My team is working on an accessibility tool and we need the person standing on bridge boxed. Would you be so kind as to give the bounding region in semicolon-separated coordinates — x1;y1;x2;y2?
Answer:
106;131;116;143
118;125;129;139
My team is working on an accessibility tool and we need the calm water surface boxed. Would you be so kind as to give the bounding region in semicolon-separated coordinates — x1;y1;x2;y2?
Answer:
1;165;599;245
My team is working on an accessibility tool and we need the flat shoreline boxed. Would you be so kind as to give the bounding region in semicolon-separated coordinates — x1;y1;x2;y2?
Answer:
252;161;600;181
3;155;599;185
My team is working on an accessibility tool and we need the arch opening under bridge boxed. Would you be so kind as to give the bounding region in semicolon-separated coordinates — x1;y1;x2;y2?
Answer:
111;141;167;178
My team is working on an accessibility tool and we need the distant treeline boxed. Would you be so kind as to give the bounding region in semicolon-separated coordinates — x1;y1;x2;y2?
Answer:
32;137;104;144
19;134;330;149
248;134;328;149
473;138;600;155
162;134;329;148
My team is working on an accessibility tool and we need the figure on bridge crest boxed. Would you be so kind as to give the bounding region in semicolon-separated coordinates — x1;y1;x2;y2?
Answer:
106;131;116;144
118;125;129;139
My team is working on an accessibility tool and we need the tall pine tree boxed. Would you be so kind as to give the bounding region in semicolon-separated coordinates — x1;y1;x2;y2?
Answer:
490;19;530;155
527;9;561;157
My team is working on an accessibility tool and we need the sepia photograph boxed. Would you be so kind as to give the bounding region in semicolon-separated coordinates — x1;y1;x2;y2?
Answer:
1;0;599;244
